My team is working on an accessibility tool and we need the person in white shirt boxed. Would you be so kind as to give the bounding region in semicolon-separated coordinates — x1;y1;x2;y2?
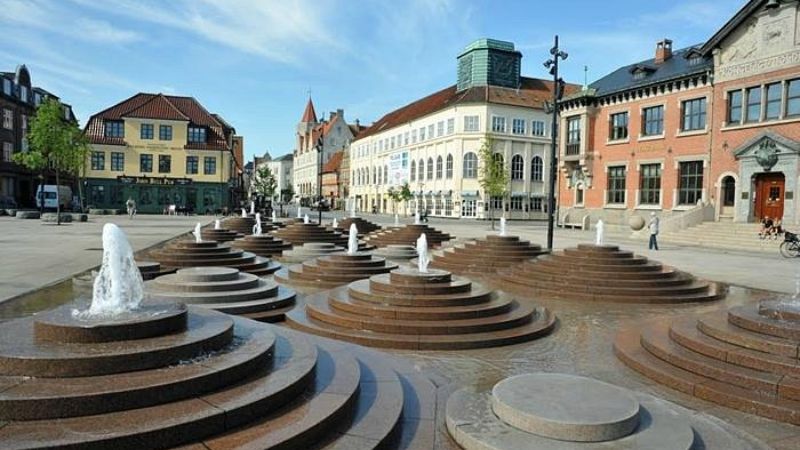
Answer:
648;212;659;250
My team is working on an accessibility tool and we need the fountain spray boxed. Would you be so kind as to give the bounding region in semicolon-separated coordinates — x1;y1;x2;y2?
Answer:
193;223;202;243
304;214;310;225
499;217;507;236
253;213;262;236
416;233;430;273
595;220;605;246
347;224;359;255
85;224;144;316
214;219;221;230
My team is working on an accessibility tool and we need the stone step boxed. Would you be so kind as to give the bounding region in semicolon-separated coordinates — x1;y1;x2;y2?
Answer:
200;287;297;316
329;289;513;320
696;313;800;358
727;306;800;340
501;269;693;289
498;277;721;303
347;279;493;307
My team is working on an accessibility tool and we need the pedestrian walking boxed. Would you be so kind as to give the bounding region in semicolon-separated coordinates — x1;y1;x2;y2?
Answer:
648;212;659;250
126;197;137;219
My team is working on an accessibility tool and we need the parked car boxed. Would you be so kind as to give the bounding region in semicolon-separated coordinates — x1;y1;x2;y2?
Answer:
311;200;330;211
0;195;17;209
36;185;72;210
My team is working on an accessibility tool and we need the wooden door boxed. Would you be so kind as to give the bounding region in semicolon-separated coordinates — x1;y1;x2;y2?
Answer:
754;173;785;220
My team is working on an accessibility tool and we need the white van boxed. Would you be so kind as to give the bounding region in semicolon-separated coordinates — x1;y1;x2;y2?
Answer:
36;185;72;210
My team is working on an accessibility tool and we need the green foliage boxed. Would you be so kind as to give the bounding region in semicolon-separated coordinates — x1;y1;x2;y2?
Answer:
478;135;509;197
398;182;413;202
253;166;277;199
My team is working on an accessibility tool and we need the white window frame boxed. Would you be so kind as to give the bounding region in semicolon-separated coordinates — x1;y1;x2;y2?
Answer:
491;116;507;133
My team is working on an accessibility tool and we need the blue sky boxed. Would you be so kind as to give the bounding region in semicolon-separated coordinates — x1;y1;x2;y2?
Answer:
0;0;745;161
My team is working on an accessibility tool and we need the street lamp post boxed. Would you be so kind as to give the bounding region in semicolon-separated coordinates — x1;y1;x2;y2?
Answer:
543;35;568;251
316;128;324;225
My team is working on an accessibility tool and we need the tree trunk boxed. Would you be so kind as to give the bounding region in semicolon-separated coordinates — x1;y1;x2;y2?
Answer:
39;169;45;216
490;206;495;230
55;169;61;225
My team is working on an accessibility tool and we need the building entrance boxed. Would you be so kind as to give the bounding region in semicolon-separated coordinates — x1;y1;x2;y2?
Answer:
754;173;784;221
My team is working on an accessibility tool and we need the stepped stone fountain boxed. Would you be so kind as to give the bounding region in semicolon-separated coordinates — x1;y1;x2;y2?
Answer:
285;265;556;350
200;225;243;243
365;223;452;248
339;217;381;235
615;296;800;424
271;221;350;246
279;242;346;264
496;244;723;303
430;235;548;277
447;373;769;449
73;260;172;287
149;233;280;277
0;224;445;449
146;267;296;322
231;233;292;258
374;244;418;261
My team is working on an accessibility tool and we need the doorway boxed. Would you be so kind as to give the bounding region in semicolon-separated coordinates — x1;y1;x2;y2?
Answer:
720;176;736;218
754;172;785;221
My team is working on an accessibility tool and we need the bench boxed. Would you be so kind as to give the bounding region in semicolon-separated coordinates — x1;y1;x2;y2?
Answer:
559;213;590;230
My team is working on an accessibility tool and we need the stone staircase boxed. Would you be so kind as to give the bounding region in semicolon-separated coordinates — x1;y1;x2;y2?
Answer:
658;220;783;253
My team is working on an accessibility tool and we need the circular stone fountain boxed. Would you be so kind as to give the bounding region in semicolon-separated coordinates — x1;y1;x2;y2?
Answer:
286;267;556;349
149;239;280;276
430;235;548;276
271;222;374;250
338;217;381;235
365;224;452;248
279;242;346;263
0;224;446;449
373;244;418;261
146;267;296;322
200;226;243;243
275;253;399;290
230;233;292;258
446;373;769;449
616;297;800;425
497;244;723;303
73;260;173;287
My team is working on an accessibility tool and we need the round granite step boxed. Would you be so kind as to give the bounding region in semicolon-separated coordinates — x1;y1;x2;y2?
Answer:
150;240;280;276
338;217;381;235
230;234;292;258
365;224;452;248
200;227;243;243
431;235;548;276
274;252;398;290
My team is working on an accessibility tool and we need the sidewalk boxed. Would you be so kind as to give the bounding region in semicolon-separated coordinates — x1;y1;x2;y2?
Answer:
0;215;207;303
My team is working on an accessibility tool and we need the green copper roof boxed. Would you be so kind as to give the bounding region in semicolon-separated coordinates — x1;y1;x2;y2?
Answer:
459;38;516;57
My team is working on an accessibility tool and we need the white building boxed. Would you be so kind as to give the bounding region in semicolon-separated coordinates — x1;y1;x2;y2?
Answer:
292;99;358;206
349;39;578;219
251;151;293;204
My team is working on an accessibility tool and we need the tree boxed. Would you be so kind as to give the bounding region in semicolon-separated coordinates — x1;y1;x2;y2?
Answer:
252;166;277;206
13;98;88;224
477;135;509;230
387;187;401;215
398;182;413;216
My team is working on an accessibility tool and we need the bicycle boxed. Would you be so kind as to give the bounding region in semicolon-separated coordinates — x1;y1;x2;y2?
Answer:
779;231;800;258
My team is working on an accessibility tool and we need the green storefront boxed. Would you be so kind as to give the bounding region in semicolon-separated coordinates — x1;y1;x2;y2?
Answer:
86;176;228;214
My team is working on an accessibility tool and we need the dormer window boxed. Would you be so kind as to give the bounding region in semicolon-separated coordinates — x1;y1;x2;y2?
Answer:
19;86;28;103
2;79;11;96
188;126;206;143
633;72;646;81
104;120;124;138
34;92;42;106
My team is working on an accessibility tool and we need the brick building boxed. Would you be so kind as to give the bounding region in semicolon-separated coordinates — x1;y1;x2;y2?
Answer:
558;0;800;228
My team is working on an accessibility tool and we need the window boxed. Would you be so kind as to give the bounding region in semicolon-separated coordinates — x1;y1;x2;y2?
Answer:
111;152;124;171
159;125;172;140
204;156;216;175
104;120;124;138
491;116;506;133
530;197;543;212
490;196;503;210
492;153;504;173
188;126;206;143
411;129;417;143
384;166;388;184
404;132;409;145
426;157;433;180
765;83;782;120
642;106;663;136
2;142;13;162
390;136;395;149
140;154;153;173
447;118;455;134
512;118;525;135
19;86;28;103
436;156;443;179
567;117;581;143
90;185;105;205
410;160;416;181
464;115;480;132
681;98;706;131
531;120;545;136
445;197;452;215
510;196;523;211
2;79;11;96
787;79;800;117
607;166;626;204
511;154;524;180
140;123;154;140
159;155;171;173
91;151;105;170
728;90;742;124
609;112;628;140
446;154;453;179
575;185;584;205
463;152;477;178
418;159;424;180
639;163;661;205
531;156;543;182
437;121;444;137
678;161;703;205
2;109;11;130
745;87;761;123
419;127;426;141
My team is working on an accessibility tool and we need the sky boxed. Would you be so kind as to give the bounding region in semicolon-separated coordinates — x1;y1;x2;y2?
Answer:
0;0;746;161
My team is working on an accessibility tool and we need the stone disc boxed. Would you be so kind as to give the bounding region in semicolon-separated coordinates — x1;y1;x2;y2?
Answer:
491;373;640;442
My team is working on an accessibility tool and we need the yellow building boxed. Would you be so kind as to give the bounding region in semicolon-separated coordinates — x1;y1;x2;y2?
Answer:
84;93;239;213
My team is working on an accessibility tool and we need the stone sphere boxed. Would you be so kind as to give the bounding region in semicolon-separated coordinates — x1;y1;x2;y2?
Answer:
629;215;645;231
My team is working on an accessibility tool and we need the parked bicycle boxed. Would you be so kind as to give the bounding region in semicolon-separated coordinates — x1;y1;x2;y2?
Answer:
779;231;800;258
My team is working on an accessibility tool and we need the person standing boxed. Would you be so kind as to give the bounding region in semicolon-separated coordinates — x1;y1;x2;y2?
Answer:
126;197;136;219
648;212;659;250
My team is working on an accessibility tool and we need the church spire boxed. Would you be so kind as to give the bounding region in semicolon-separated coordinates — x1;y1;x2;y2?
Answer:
301;97;317;123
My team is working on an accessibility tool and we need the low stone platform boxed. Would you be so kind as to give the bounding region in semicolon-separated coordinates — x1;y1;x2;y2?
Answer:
615;298;800;425
274;252;398;290
147;267;297;322
279;242;345;263
222;215;256;235
150;240;280;276
73;261;174;287
200;227;243;243
430;235;548;277
285;267;556;350
272;222;349;246
230;234;292;258
447;373;769;449
374;244;417;261
365;224;452;248
339;217;381;235
0;300;447;449
496;244;724;303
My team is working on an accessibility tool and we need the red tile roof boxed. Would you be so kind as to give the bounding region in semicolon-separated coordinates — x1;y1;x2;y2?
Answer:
84;93;233;150
301;97;317;123
354;77;580;141
322;150;344;174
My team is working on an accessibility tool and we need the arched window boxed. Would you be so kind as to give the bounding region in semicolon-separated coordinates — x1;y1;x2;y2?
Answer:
531;156;543;182
511;154;524;180
446;154;453;179
492;153;504;172
418;159;424;180
436;156;443;179
427;157;433;180
373;166;378;184
410;160;416;181
366;167;370;185
384;165;388;184
463;152;477;178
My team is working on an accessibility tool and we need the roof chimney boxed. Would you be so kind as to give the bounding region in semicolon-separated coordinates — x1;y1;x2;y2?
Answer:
355;118;360;127
655;39;673;64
